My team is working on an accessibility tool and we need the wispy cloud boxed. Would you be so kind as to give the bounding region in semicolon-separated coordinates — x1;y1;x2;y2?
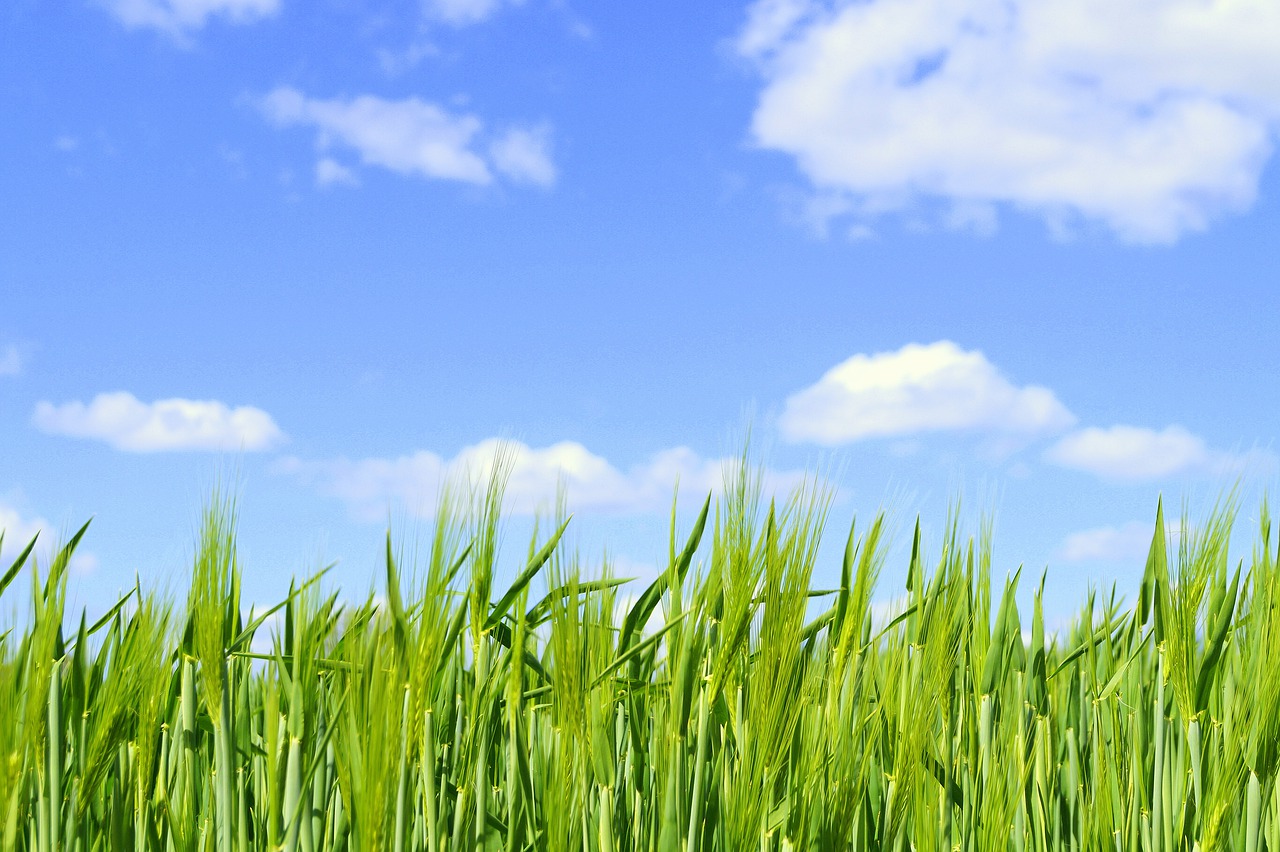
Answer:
779;341;1074;445
33;391;285;453
0;344;21;377
259;88;556;189
737;0;1280;242
489;125;557;187
315;157;359;188
423;0;523;27
101;0;279;39
277;438;808;521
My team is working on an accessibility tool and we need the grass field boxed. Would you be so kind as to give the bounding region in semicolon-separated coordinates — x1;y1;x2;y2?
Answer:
2;456;1278;851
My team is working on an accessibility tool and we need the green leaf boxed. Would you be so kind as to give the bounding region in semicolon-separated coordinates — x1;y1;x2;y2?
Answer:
980;570;1021;695
485;516;572;632
525;577;632;627
227;566;332;655
385;531;411;654
1138;498;1166;634
1048;615;1128;681
618;492;710;655
1096;631;1152;703
489;620;550;683
1194;562;1241;714
592;613;686;690
0;532;39;599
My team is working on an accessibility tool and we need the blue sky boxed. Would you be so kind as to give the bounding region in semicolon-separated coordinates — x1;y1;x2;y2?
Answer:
2;0;1278;624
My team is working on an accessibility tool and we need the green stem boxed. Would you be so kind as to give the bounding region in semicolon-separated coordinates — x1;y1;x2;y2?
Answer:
394;690;410;852
424;711;439;852
473;638;490;852
282;738;303;852
1152;652;1165;852
1247;771;1261;852
47;660;63;852
686;682;710;852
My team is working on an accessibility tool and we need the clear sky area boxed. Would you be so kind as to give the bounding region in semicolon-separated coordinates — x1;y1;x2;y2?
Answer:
2;0;1278;625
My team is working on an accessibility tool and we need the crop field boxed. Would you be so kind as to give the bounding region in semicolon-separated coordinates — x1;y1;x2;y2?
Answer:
2;461;1279;852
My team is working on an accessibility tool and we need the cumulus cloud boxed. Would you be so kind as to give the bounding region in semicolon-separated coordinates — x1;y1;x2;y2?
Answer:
779;341;1075;445
277;438;808;521
1045;425;1277;482
259;87;556;188
737;0;1280;243
32;391;285;453
0;344;21;377
101;0;279;38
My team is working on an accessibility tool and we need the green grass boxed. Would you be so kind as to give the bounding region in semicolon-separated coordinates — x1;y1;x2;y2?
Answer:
2;458;1279;851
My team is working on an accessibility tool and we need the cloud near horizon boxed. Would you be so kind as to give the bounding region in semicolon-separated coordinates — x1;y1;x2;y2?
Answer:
737;0;1280;242
1044;425;1277;482
259;88;556;189
779;341;1075;445
1058;520;1156;563
1056;515;1200;564
277;438;810;521
0;497;98;575
33;391;285;453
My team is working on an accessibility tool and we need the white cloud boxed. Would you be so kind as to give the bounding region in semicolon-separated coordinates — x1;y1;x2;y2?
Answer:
1045;425;1278;482
737;0;1280;243
489;126;557;187
779;341;1075;445
261;88;488;184
315;157;359;188
0;497;98;575
0;502;45;559
0;344;21;377
101;0;279;38
260;88;556;189
278;438;808;521
1058;520;1154;563
32;391;285;453
1058;518;1195;563
68;552;100;576
423;0;522;26
1045;425;1206;481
